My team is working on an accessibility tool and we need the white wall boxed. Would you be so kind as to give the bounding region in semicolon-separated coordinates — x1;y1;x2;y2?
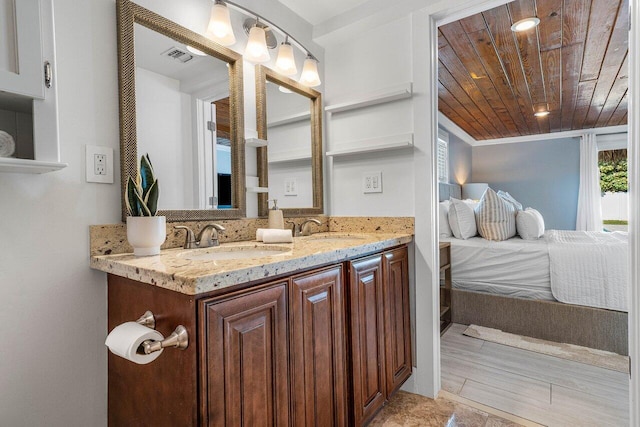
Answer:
324;16;414;216
0;0;119;424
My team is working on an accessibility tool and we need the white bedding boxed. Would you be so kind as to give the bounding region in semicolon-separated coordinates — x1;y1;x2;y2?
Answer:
443;230;628;311
548;230;628;311
441;235;553;301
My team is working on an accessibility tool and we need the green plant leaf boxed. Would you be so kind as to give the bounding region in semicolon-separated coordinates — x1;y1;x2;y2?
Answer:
134;189;152;216
144;179;159;216
126;176;139;216
140;154;155;198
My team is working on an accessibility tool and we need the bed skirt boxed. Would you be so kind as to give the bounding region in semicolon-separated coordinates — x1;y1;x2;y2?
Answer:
451;289;628;356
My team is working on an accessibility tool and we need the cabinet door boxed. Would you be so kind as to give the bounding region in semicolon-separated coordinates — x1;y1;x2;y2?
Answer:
290;266;347;427
201;283;289;427
349;255;386;426
0;0;44;98
383;247;412;396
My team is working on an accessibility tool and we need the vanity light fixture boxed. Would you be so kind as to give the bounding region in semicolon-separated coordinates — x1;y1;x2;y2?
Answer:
300;54;321;87
244;18;271;63
275;36;297;76
186;45;207;56
534;110;550;117
510;17;540;32
206;0;236;46
279;86;293;93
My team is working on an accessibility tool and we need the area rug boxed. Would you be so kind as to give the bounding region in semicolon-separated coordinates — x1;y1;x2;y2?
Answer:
463;324;629;374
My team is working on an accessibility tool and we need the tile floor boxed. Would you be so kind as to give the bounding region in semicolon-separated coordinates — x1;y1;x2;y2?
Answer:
440;323;629;426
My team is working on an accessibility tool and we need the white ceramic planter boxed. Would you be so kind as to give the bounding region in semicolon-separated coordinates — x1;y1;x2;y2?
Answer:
126;216;166;256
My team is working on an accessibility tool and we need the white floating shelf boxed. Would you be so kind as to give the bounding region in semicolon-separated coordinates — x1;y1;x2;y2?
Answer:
268;153;312;164
326;133;414;158
268;111;311;127
325;83;413;114
0;157;68;174
245;138;268;148
246;186;269;193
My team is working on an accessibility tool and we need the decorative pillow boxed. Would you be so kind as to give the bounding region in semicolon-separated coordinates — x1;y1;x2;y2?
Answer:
448;198;477;239
497;190;523;211
516;208;545;239
439;201;453;238
475;188;516;241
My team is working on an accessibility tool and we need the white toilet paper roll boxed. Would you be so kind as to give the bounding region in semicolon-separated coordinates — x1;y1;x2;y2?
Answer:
105;321;164;365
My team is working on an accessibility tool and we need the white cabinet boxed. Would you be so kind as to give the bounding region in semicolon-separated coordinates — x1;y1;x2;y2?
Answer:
0;0;65;173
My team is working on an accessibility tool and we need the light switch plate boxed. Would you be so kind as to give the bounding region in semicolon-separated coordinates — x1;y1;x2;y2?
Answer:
363;172;382;193
284;177;297;196
86;145;114;183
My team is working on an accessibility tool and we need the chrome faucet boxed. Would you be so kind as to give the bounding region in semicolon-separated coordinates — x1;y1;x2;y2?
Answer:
175;224;225;249
287;218;321;237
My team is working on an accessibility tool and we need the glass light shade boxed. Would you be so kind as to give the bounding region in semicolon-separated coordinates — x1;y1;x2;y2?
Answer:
275;42;297;76
279;86;293;94
206;2;236;46
300;57;321;87
186;45;207;56
245;26;270;63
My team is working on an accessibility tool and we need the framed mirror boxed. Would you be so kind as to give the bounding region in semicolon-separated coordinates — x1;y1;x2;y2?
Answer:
117;0;245;221
255;65;323;217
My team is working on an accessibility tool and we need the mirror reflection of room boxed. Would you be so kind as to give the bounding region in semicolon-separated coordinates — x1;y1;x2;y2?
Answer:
267;80;313;208
134;23;232;211
265;81;312;208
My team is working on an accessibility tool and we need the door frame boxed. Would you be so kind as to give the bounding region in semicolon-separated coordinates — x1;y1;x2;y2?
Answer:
418;0;638;422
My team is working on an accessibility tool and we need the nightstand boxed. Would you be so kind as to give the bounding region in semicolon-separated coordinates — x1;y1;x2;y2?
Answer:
439;242;452;335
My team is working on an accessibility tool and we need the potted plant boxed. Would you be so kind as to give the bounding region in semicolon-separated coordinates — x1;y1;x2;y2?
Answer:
125;154;166;256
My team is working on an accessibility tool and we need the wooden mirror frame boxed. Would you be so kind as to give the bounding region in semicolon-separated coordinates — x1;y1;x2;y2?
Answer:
255;65;323;217
116;0;246;221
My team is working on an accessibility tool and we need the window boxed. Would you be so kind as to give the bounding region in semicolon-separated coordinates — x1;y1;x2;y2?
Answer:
437;129;449;183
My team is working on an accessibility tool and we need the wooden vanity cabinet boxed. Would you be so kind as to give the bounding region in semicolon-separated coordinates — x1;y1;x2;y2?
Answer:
349;246;412;426
107;244;410;427
200;282;290;427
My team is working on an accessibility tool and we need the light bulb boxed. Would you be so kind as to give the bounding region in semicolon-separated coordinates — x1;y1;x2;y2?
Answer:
206;2;236;46
245;26;270;63
275;42;297;76
511;17;540;32
300;56;321;87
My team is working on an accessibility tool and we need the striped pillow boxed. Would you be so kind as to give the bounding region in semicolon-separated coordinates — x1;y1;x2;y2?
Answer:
476;188;517;241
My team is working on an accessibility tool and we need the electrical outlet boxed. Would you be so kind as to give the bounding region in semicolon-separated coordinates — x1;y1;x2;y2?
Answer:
363;172;382;194
86;145;114;184
284;178;297;196
94;154;106;175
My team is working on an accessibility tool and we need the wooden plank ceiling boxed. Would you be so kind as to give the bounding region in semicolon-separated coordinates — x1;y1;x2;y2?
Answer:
438;0;629;141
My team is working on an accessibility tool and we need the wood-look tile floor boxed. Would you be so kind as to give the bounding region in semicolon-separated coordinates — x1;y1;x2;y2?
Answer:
370;390;525;426
441;323;630;426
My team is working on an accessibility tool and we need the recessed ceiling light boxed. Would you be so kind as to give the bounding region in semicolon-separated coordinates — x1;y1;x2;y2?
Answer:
534;110;550;117
511;17;540;32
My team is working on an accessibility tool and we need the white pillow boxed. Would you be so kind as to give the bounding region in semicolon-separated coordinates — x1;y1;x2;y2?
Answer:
475;188;516;241
448;198;477;239
497;190;523;211
439;201;452;238
516;208;545;240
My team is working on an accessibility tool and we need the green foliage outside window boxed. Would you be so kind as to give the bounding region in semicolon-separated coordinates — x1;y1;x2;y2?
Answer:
599;159;627;193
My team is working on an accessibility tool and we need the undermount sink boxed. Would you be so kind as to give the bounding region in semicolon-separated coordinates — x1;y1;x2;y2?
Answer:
178;244;291;261
304;234;366;242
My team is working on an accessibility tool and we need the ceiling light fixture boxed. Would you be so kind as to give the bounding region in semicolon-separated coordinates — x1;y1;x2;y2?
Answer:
300;54;321;87
511;17;540;32
244;18;271;63
534;110;550;117
206;1;236;46
275;36;297;76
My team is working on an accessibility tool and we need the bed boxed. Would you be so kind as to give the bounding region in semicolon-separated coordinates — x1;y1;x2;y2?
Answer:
438;183;629;355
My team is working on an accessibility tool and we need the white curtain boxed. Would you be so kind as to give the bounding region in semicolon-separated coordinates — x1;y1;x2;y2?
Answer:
576;133;603;231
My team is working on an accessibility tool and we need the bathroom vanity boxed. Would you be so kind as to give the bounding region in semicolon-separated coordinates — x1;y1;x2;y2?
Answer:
93;233;413;426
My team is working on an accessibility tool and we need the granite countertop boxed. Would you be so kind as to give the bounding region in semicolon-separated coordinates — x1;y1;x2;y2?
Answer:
90;232;413;295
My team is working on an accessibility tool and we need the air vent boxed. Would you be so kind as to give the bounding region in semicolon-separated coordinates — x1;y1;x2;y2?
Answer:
160;47;193;63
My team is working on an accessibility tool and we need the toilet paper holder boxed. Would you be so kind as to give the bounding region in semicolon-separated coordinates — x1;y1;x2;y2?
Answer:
134;310;189;354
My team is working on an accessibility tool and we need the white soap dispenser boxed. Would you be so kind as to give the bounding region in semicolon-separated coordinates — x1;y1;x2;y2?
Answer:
268;199;284;229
